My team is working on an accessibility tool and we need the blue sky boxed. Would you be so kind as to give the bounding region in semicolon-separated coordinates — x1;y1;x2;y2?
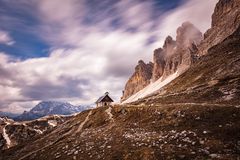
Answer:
0;0;217;113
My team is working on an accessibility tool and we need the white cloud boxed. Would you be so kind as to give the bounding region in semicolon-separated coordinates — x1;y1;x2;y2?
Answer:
0;30;14;45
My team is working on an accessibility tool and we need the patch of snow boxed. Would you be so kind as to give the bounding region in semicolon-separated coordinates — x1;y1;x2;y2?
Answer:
122;71;179;103
2;125;11;148
34;129;43;134
48;120;57;127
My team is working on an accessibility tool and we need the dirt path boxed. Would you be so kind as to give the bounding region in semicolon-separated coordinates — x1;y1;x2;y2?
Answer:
76;110;92;133
167;102;232;107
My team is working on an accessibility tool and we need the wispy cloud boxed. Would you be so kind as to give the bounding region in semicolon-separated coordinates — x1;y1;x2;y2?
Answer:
158;0;218;44
0;30;14;45
0;0;218;113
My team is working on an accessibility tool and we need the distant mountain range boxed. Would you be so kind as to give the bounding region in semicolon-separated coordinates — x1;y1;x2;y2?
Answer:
0;112;20;119
13;101;93;121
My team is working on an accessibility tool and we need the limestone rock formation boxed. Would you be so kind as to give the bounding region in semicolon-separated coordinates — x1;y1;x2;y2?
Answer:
152;48;165;82
161;22;203;79
198;0;240;55
121;60;153;100
153;22;203;80
121;22;203;101
122;0;240;102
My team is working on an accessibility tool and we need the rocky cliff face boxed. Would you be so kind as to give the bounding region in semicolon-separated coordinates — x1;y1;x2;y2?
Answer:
121;60;153;100
152;48;165;81
198;0;240;55
152;36;176;82
121;22;202;101
122;0;240;102
162;22;203;79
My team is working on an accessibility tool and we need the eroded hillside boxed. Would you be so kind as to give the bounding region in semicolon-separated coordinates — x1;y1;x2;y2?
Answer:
1;103;239;160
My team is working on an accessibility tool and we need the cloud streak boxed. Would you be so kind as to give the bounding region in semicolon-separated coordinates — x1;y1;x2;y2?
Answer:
0;30;14;45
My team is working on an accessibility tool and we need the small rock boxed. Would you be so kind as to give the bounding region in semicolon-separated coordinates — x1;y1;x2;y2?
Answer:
202;149;210;155
56;155;61;158
210;154;218;158
179;155;185;159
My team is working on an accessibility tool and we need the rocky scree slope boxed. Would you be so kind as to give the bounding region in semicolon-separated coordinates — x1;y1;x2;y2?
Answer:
1;103;239;160
0;115;71;150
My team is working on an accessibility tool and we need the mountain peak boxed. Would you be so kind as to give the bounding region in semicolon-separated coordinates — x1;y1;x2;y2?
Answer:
15;101;92;121
176;21;203;48
122;21;202;101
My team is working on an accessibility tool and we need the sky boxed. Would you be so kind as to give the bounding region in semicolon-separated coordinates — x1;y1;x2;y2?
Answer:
0;0;218;113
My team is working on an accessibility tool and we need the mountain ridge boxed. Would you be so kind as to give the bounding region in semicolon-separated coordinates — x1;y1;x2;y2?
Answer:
14;101;92;121
121;22;203;102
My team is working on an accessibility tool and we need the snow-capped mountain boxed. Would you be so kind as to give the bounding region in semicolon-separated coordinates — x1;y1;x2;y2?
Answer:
14;101;93;121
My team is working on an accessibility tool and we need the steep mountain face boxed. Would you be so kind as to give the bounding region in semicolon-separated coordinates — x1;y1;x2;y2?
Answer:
132;24;240;106
121;60;153;100
198;0;240;55
15;101;91;121
122;0;240;103
0;115;71;150
161;22;202;80
152;35;177;82
121;22;202;102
